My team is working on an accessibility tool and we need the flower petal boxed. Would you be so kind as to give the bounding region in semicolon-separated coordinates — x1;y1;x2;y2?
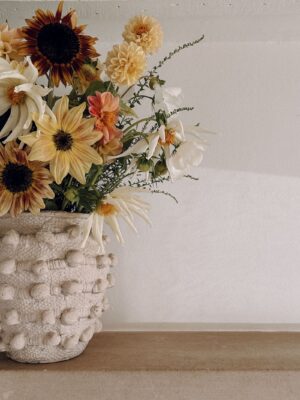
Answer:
62;102;86;133
50;151;70;184
53;96;69;126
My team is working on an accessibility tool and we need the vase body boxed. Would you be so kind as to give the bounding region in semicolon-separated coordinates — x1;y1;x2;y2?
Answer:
0;212;115;363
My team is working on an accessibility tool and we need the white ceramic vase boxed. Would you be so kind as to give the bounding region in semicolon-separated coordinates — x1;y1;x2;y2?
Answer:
0;212;116;363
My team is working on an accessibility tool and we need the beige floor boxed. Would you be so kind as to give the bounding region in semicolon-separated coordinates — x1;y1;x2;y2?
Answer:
1;371;300;400
1;332;300;399
2;332;300;371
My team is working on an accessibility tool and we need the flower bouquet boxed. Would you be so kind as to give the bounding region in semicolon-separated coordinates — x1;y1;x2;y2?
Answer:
0;1;206;363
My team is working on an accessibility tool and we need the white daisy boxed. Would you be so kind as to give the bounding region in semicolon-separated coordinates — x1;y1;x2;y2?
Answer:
82;187;151;253
111;118;184;160
0;56;51;142
153;84;183;113
111;118;205;180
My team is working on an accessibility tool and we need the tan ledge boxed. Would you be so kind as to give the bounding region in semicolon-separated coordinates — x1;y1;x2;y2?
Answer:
1;332;300;371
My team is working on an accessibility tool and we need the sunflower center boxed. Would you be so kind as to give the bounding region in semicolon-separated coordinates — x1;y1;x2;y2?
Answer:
7;87;26;105
53;130;73;151
37;23;80;64
2;162;33;193
96;202;117;216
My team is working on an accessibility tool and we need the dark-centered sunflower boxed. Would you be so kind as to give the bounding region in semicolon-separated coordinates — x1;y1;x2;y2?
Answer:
0;142;54;217
19;1;99;86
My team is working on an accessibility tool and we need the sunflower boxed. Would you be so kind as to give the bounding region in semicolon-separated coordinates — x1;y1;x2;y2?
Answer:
0;141;54;217
19;1;99;86
21;96;102;185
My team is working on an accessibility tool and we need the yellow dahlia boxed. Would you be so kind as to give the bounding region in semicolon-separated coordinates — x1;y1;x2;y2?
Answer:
0;141;54;217
0;23;23;61
19;1;99;86
21;96;102;185
105;42;146;86
123;16;163;54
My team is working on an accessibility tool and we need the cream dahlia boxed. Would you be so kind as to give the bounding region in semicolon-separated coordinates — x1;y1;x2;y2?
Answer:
0;57;51;142
0;141;54;217
123;15;163;54
0;23;22;61
21;96;102;184
105;42;146;86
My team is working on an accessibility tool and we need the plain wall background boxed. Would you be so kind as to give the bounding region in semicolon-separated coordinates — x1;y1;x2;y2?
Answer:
3;0;300;329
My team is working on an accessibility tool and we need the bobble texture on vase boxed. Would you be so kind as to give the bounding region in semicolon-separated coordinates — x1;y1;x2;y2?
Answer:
0;212;116;363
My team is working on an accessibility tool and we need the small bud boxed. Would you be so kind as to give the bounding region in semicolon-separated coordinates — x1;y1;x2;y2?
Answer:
154;160;167;177
64;188;79;204
149;76;164;90
137;158;153;172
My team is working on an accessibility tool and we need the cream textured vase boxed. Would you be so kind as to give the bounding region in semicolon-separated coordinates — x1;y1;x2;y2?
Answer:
0;212;116;363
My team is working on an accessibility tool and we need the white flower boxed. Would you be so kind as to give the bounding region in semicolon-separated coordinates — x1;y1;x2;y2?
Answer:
0;57;51;142
166;139;205;180
82;187;151;253
112;118;184;159
111;118;206;181
153;84;183;113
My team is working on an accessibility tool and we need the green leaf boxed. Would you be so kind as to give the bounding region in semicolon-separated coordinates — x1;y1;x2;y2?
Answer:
85;80;117;97
120;100;138;118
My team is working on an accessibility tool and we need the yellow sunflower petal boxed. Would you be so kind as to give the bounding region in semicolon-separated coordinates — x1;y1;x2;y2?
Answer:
72;143;103;165
0;189;13;216
10;193;24;217
28;138;56;162
34;114;57;136
62;102;86;133
53;96;69;127
20;132;39;147
74;121;102;145
50;151;70;184
68;151;88;184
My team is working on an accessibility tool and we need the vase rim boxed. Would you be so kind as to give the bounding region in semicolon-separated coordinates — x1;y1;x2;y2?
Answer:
0;210;90;220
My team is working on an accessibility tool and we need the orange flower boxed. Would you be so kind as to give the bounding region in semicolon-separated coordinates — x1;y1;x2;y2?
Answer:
88;91;123;155
19;1;99;86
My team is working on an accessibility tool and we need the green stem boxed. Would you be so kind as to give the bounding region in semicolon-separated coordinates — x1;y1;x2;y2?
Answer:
121;84;134;99
47;76;55;108
90;166;103;188
124;117;155;133
61;177;73;211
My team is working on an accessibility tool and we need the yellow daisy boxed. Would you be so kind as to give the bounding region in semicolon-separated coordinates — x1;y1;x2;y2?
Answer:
21;96;102;184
